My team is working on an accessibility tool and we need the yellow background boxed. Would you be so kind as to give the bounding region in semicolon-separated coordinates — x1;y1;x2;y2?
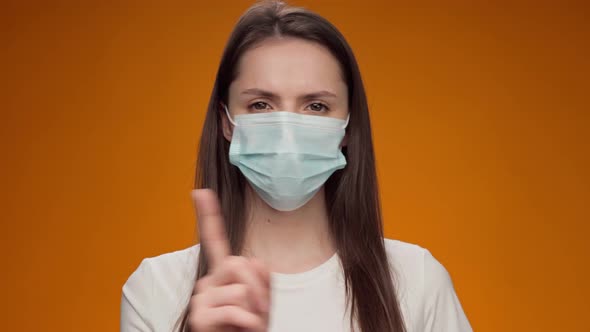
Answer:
1;1;588;331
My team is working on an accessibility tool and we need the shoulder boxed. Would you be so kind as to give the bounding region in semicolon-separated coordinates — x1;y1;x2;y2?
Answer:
142;244;200;279
382;238;472;331
124;244;200;292
120;244;200;331
382;238;451;290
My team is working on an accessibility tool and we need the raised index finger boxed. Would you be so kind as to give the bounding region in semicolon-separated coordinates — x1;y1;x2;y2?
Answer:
191;189;230;271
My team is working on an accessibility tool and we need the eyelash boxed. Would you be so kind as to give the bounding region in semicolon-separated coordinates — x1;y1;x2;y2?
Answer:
247;101;330;112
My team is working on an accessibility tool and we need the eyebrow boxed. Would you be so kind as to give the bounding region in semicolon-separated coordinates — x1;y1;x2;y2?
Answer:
240;88;338;100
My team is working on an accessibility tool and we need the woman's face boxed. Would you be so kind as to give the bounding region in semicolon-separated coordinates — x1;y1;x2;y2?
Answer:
225;37;349;128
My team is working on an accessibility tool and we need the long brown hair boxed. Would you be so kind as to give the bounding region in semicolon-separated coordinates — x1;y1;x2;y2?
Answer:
179;1;406;331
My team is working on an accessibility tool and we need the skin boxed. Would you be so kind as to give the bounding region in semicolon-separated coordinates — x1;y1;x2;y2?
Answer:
189;37;350;331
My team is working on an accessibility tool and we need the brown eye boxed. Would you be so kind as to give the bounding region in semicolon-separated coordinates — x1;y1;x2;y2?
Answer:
249;101;270;111
306;102;328;112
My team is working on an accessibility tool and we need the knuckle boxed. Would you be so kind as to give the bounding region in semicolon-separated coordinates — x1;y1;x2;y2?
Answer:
195;279;207;293
229;255;248;268
236;284;249;300
188;311;205;330
261;265;271;277
189;294;203;310
224;256;237;269
195;275;212;293
218;308;231;322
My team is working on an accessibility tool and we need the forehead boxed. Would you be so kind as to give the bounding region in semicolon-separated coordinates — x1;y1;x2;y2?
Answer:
230;37;347;96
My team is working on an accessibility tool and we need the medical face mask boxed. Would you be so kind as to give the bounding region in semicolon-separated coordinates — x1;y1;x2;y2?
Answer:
225;106;349;211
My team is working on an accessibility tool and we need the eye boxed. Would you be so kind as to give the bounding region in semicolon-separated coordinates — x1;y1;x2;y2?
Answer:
248;101;271;111
306;102;329;112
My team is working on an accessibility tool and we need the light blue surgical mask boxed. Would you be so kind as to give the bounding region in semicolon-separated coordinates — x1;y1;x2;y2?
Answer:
225;106;349;211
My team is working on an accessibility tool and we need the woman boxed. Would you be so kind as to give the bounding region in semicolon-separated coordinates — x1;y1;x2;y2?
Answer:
121;1;472;331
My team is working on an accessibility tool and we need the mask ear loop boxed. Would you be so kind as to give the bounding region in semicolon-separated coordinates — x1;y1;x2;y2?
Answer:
342;113;350;129
224;104;238;126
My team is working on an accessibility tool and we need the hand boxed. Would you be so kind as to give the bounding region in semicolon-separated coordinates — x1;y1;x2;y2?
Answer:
188;189;271;332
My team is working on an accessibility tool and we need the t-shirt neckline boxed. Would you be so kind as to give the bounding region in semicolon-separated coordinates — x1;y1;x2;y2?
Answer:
270;252;341;290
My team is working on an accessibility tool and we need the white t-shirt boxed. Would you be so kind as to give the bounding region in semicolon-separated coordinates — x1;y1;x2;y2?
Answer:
120;239;472;332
